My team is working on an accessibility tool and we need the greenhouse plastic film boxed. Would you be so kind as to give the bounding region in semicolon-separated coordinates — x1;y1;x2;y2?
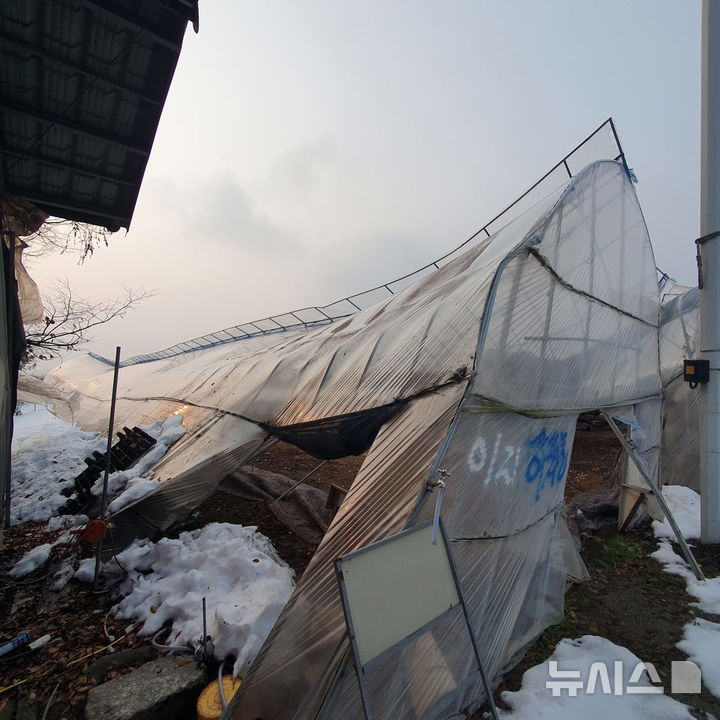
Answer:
659;284;698;382
413;412;577;537
658;285;701;491
662;379;699;490
46;188;562;436
472;162;660;412
319;508;575;719
231;385;466;720
107;424;266;551
476;254;660;410
40;158;674;720
535;162;658;325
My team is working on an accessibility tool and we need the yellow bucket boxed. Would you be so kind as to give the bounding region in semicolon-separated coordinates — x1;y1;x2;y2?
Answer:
197;675;243;720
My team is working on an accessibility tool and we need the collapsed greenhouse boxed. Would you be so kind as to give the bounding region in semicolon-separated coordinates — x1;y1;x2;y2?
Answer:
30;123;704;719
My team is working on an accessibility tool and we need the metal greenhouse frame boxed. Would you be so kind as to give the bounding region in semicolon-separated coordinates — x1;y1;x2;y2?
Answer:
37;122;696;720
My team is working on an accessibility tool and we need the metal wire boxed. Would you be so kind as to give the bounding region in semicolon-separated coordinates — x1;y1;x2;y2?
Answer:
88;119;625;369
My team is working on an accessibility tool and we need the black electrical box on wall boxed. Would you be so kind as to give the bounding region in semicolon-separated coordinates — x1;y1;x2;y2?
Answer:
684;359;710;387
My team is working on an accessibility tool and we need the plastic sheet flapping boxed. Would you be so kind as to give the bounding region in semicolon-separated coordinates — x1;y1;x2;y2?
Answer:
319;411;586;720
106;420;266;552
234;385;466;720
611;399;663;504
658;283;700;491
43;160;664;720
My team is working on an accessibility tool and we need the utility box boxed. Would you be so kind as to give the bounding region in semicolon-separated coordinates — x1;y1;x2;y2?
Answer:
683;359;710;386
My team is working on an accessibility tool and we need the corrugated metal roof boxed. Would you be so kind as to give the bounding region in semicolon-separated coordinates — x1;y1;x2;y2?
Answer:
0;0;198;231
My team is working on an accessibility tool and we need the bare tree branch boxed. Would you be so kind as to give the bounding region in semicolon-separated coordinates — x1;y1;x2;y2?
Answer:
24;280;156;362
22;218;113;263
18;218;151;364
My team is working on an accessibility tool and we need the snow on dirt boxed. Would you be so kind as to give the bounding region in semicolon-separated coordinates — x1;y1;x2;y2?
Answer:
652;486;701;541
650;541;720;699
9;543;52;578
501;485;720;716
650;542;720;615
500;635;692;719
10;531;72;577
10;404;186;526
650;486;720;616
676;618;720;698
77;522;294;677
650;484;720;699
10;404;103;524
9;404;187;578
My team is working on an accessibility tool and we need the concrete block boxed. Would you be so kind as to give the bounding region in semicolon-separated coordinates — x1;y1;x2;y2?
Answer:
85;655;207;720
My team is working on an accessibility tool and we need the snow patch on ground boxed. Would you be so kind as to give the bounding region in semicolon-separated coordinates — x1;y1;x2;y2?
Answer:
9;543;53;578
650;486;720;615
51;557;77;591
86;523;295;677
9;531;72;577
651;541;720;616
103;415;187;514
10;405;186;527
649;484;720;699
652;486;701;541
74;558;96;584
9;406;187;578
676;618;720;698
500;635;693;719
10;405;103;525
46;513;89;532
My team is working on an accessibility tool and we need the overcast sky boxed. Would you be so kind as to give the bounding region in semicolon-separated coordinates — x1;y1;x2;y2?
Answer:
31;0;702;360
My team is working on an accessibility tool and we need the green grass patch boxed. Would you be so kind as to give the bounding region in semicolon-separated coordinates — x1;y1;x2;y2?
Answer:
600;535;640;565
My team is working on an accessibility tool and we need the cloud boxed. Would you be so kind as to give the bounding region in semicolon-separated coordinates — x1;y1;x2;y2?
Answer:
265;138;337;197
304;228;434;305
173;172;302;254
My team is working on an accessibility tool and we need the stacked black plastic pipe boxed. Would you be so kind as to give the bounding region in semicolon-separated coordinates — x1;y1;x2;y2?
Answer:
59;427;157;515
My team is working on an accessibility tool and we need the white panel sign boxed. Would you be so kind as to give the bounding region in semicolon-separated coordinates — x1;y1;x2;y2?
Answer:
336;523;459;667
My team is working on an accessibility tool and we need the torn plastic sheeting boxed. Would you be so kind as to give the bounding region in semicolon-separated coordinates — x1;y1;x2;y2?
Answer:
220;467;332;545
231;385;466;720
611;414;647;442
105;401;413;553
45;160;666;720
17;374;75;424
259;400;407;460
105;428;265;554
659;284;701;492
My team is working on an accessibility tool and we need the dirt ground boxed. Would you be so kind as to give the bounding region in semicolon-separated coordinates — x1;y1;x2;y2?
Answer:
251;444;366;495
1;417;719;718
192;418;623;578
495;526;720;718
565;417;622;499
0;524;159;720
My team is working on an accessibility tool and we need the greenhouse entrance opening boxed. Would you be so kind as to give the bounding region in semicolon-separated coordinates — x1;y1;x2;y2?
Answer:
563;412;623;539
184;437;367;578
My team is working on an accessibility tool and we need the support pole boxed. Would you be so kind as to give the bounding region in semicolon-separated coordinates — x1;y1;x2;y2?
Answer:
700;0;720;544
270;459;328;505
602;412;705;580
202;596;208;665
243;436;280;465
92;346;121;588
